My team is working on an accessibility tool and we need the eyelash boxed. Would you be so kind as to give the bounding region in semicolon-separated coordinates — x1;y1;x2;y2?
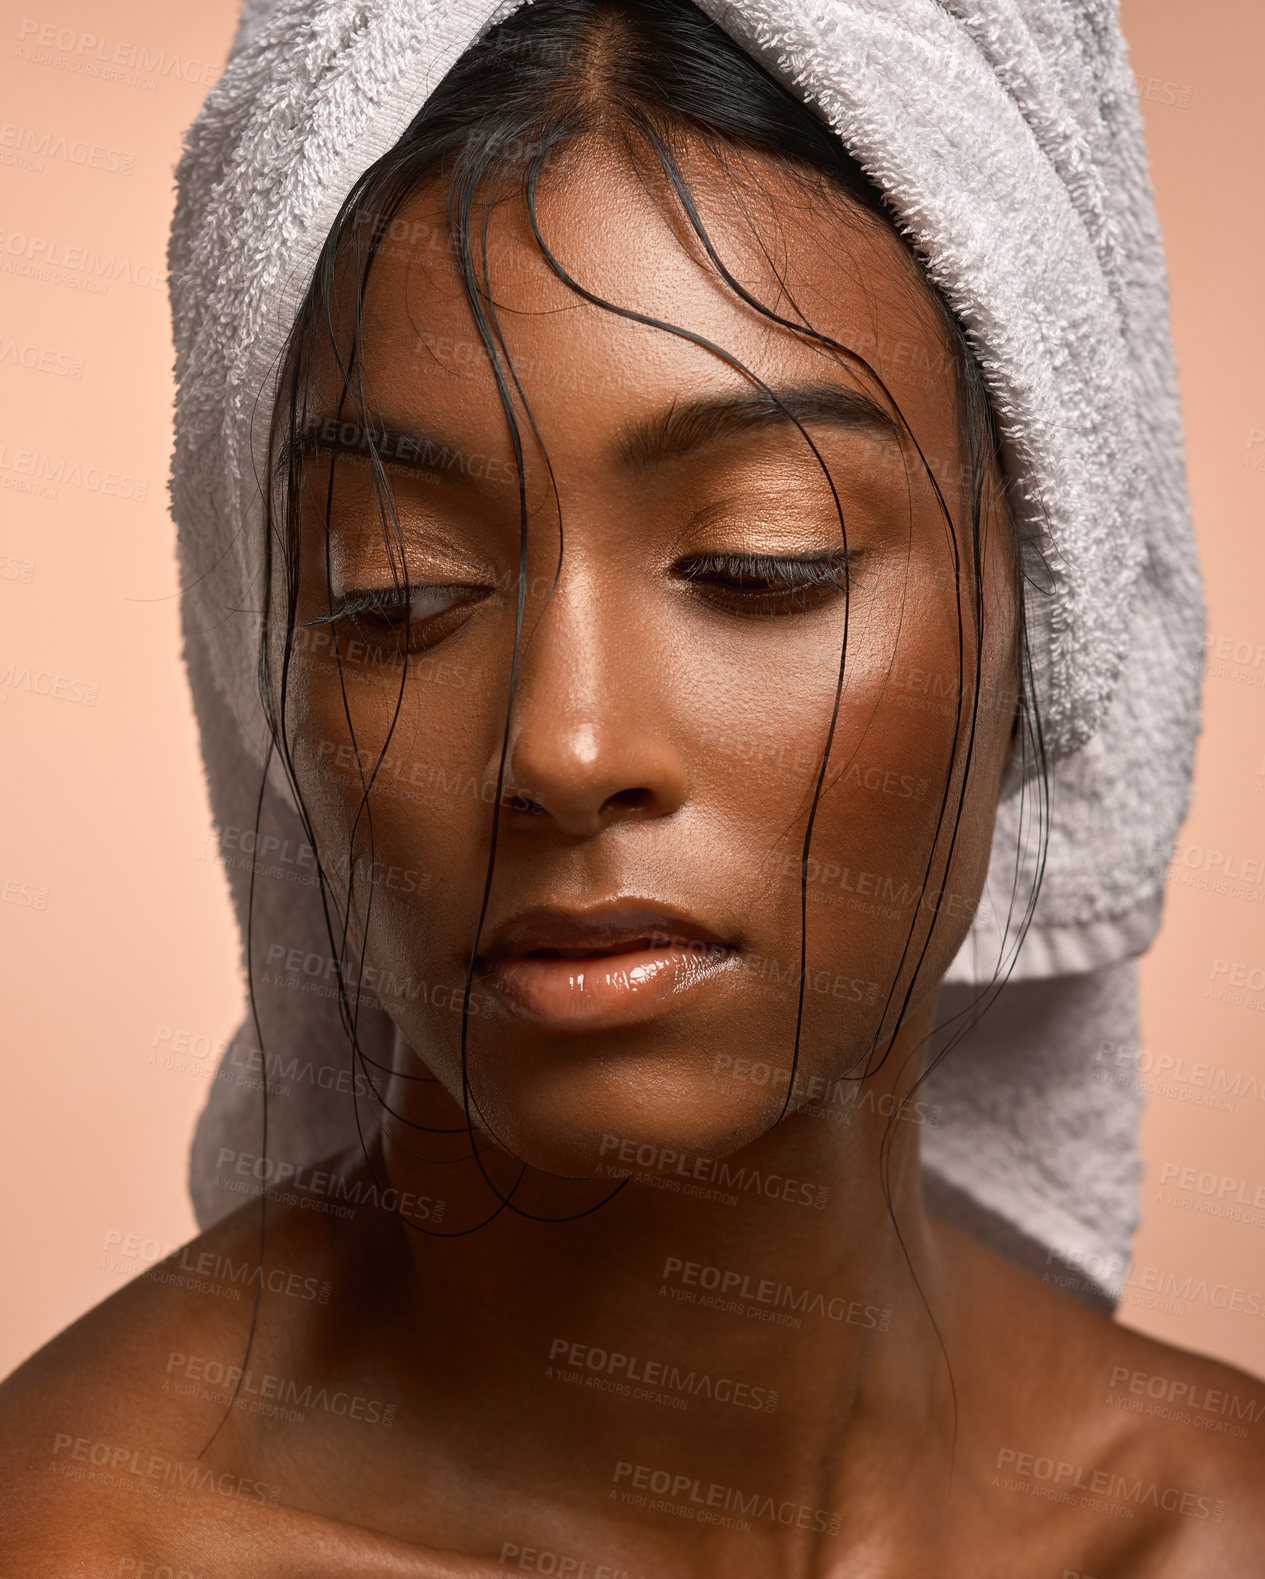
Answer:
305;550;854;658
307;585;468;628
676;550;853;614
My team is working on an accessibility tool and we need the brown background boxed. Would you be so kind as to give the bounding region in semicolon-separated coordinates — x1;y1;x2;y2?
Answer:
1;1;1261;1378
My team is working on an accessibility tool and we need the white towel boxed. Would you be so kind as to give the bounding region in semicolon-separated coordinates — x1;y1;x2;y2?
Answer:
172;0;1202;1309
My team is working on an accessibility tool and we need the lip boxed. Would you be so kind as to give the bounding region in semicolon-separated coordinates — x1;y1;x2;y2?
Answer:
476;901;737;1032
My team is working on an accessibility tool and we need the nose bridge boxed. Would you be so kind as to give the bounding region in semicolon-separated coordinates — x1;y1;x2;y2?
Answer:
502;567;684;833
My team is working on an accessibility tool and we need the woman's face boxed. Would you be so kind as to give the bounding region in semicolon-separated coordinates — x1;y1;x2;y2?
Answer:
279;134;1019;1175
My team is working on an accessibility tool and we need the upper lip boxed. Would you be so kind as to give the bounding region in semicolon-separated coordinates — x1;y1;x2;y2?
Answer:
477;901;733;962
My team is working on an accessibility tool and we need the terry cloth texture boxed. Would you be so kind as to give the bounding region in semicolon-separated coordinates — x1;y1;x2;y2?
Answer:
172;0;1202;1308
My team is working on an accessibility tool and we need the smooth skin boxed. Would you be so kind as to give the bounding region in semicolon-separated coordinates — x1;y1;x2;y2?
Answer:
2;132;1263;1577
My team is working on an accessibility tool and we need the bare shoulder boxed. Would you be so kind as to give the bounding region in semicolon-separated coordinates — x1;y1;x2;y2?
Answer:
0;1190;342;1572
1090;1316;1265;1574
942;1223;1265;1575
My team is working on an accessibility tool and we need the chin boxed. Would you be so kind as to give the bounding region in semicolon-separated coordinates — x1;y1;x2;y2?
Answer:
449;1041;792;1181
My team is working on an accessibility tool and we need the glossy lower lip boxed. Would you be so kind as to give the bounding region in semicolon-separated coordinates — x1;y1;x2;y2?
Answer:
481;940;736;1032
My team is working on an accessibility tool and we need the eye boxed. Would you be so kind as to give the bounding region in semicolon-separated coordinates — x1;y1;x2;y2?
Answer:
306;582;487;662
674;550;853;617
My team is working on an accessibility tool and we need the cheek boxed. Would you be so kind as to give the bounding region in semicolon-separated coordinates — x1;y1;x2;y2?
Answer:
691;564;1001;1023
284;638;509;974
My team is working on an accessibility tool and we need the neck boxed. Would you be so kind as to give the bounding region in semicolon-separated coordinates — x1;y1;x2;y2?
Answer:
354;993;959;1550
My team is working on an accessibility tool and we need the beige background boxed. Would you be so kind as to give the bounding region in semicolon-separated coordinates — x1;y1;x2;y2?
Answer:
0;1;1261;1379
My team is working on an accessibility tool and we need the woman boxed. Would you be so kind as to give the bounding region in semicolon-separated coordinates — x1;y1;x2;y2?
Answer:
1;0;1259;1572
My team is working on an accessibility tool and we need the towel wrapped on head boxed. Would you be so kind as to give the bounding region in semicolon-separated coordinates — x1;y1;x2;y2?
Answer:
171;0;1202;1309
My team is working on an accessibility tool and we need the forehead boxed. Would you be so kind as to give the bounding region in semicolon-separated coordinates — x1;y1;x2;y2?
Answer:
336;132;958;447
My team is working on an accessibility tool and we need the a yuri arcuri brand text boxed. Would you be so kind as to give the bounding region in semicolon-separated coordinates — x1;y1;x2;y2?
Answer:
0;440;148;498
49;1432;279;1504
258;941;495;1018
993;1448;1224;1522
0;334;83;379
547;1337;777;1414
100;1229;331;1305
760;850;979;923
150;1024;373;1101
1105;1365;1265;1437
1093;1037;1265;1113
1122;1262;1265;1320
599;1135;828;1209
498;1540;639;1578
0;120;133;173
211;1148;444;1226
164;1352;395;1427
1156;1160;1265;1219
15;19;220;88
660;1256;890;1332
0;662;98;706
0;230;163;292
713;1053;941;1128
612;1460;841;1535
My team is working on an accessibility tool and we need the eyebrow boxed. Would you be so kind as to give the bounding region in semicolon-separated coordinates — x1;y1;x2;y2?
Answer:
296;380;901;487
293;417;492;487
614;382;902;470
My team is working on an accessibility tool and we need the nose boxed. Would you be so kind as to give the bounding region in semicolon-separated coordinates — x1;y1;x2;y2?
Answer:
498;580;688;839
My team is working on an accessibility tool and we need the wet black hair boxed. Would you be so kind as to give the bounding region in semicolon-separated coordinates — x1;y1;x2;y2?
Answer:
256;0;1048;1252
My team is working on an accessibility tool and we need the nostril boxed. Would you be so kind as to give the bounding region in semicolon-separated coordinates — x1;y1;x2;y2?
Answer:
601;787;654;816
